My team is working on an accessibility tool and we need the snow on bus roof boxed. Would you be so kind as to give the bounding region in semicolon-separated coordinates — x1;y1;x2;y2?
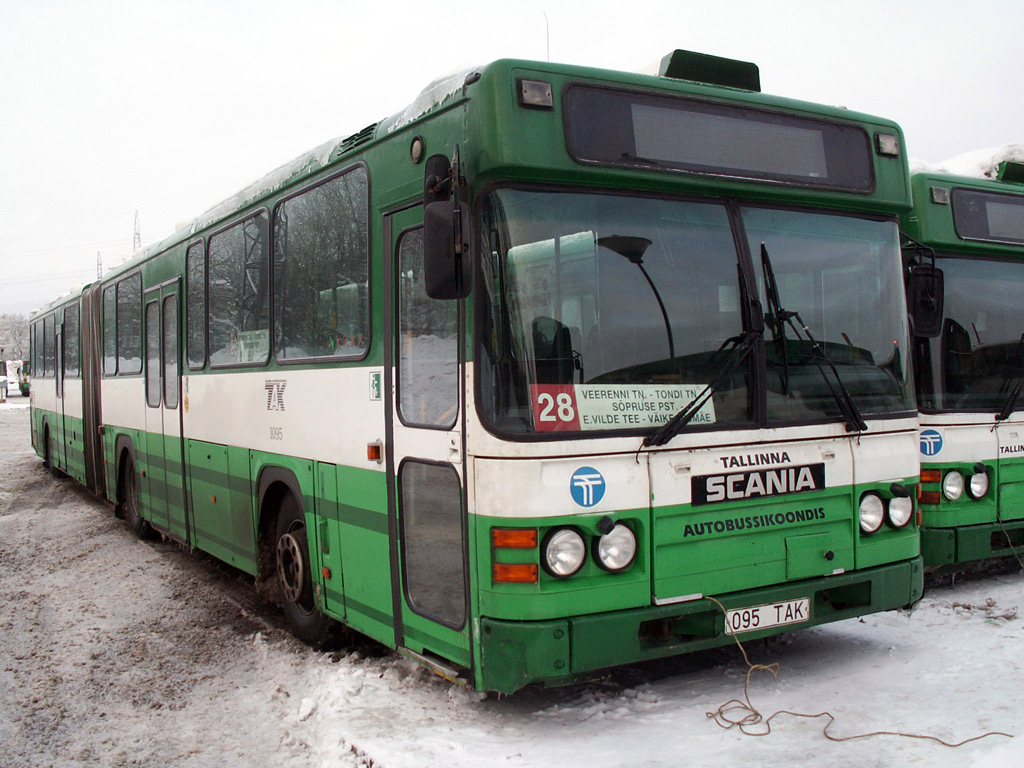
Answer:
385;66;481;133
911;143;1024;178
147;66;481;257
187;135;344;235
33;67;483;314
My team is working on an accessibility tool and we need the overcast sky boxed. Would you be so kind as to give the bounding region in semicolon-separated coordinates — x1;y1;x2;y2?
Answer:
1;0;1021;318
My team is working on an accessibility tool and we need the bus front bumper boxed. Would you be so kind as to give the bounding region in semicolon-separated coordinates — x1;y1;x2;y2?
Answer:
922;521;1024;566
478;557;923;694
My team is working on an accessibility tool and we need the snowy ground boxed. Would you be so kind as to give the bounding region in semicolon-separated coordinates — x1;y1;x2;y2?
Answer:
0;398;1021;768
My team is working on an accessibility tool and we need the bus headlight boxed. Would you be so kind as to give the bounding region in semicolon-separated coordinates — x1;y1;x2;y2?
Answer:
595;523;637;571
859;492;885;534
942;471;964;501
968;466;989;499
887;496;914;529
542;528;586;577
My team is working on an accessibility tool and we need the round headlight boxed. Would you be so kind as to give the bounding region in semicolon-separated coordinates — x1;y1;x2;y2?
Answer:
942;471;964;501
542;528;586;577
595;524;637;571
968;470;989;500
887;495;914;528
859;493;885;534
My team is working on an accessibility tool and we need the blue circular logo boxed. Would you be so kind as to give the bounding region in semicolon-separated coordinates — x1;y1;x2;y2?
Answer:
920;429;943;457
570;466;606;508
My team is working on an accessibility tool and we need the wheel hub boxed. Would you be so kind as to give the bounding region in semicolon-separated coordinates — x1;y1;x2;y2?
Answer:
276;531;305;605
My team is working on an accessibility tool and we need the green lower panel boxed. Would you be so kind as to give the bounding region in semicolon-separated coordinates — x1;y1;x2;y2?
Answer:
477;557;922;694
479;618;571;694
997;482;1024;521
922;521;1024;566
920;528;956;566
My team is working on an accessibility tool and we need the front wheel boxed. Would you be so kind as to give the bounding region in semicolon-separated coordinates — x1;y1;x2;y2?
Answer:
275;495;334;646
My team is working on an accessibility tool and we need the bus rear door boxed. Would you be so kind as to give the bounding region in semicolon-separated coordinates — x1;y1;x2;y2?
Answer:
143;282;187;540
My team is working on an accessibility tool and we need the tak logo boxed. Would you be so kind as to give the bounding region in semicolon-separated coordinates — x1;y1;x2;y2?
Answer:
265;380;287;411
919;429;943;457
570;466;606;508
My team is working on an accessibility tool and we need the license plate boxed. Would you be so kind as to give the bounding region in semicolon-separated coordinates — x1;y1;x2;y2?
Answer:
724;597;810;635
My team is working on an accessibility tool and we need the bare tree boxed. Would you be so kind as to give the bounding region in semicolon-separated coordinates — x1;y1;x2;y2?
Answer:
0;313;29;360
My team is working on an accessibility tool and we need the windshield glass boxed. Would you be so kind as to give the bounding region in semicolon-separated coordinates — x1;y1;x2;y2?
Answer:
742;208;911;423
477;189;912;436
914;256;1024;412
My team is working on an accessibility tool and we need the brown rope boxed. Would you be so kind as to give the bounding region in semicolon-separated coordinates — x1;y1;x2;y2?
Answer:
703;596;1013;746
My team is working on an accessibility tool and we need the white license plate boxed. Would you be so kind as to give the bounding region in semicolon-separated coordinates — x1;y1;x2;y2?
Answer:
724;597;810;635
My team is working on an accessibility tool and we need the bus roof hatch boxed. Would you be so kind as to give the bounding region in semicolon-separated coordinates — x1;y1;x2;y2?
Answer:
658;50;761;92
997;161;1024;184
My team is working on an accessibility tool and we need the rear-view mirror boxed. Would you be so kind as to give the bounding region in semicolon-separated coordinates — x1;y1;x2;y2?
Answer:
907;265;944;338
424;200;471;300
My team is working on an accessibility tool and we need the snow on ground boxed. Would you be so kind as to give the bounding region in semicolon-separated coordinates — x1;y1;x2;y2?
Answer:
0;400;1021;767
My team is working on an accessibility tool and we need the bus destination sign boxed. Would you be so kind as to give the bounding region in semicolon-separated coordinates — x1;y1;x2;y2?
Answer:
530;383;715;432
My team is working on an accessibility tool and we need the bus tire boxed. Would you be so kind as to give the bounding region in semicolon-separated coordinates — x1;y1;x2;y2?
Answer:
274;494;334;646
120;453;154;540
42;426;60;477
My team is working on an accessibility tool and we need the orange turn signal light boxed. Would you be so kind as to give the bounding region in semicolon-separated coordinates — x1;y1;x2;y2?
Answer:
491;528;538;549
920;469;942;484
919;490;942;506
493;563;538;584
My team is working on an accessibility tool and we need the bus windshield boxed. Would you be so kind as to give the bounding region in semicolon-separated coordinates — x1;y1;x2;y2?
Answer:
914;256;1024;413
478;188;912;435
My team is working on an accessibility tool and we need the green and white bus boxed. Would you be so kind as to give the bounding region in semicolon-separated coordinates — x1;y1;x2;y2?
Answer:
904;163;1024;565
30;51;923;694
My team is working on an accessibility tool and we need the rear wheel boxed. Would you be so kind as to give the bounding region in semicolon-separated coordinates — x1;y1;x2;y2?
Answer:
121;454;153;539
42;426;60;477
275;495;334;646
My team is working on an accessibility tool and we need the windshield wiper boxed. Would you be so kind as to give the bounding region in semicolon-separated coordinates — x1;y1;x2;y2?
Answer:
760;243;790;395
760;243;868;433
996;333;1024;422
643;327;761;447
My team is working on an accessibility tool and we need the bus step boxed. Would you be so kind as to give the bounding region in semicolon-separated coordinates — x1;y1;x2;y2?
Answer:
398;647;469;687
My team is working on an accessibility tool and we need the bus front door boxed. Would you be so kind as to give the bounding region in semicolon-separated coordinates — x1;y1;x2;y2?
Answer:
385;207;471;674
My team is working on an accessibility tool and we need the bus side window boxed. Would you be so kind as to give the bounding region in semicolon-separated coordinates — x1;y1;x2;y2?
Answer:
397;228;458;427
186;241;206;369
208;213;270;366
274;167;369;360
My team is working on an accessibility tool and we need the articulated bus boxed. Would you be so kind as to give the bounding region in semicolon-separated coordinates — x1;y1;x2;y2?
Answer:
30;51;923;694
903;163;1024;565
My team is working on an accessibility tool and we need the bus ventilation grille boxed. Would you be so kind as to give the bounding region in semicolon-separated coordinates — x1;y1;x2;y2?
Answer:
335;123;379;158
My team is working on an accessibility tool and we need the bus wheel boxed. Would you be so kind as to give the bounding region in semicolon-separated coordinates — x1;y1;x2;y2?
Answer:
42;427;60;477
275;495;333;646
120;454;153;539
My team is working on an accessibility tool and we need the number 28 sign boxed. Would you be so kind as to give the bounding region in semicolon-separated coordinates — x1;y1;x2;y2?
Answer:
530;384;715;432
531;385;582;431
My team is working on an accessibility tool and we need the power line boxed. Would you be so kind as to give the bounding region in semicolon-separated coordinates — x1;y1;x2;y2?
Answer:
0;239;132;262
0;269;96;287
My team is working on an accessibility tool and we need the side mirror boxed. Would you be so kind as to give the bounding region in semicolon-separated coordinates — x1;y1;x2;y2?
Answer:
907;265;944;338
424;200;471;299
